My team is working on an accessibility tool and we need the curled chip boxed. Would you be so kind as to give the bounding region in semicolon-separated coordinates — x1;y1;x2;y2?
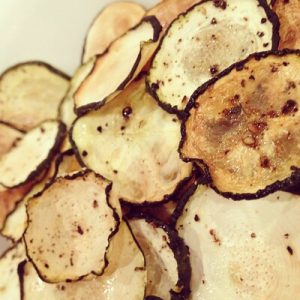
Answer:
147;0;278;113
128;213;191;299
181;51;300;198
0;241;25;300
272;0;300;49
74;17;162;115
82;1;145;63
0;62;69;131
71;78;192;205
20;223;146;300
59;57;96;130
0;120;65;188
0;122;23;156
177;186;300;299
24;170;119;283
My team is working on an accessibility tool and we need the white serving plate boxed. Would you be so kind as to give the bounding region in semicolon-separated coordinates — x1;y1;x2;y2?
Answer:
0;0;158;254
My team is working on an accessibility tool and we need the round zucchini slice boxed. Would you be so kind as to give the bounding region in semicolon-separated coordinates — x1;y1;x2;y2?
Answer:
0;241;25;300
181;50;300;198
82;1;145;63
0;62;69;131
74;17;162;115
0;122;23;157
272;0;300;49
0;120;66;188
147;0;278;113
19;222;146;300
177;185;300;299
24;170;119;283
128;214;191;300
71;78;192;205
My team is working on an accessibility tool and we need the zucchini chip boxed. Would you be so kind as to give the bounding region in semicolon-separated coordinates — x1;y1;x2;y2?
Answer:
272;0;300;49
177;186;300;299
74;17;162;115
54;149;82;178
128;214;191;300
147;0;278;113
59;57;96;130
0;122;23;156
181;51;300;198
0;120;65;188
24;170;119;283
0;62;69;131
71;79;192;205
0;241;25;300
19;223;146;300
82;2;145;63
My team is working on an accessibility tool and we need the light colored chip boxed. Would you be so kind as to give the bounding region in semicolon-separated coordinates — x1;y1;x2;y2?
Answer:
129;216;190;299
20;222;146;300
0;62;69;131
273;0;300;49
74;17;161;115
59;57;96;129
82;1;145;63
24;170;119;283
0;120;65;188
54;150;82;178
147;0;276;112
0;241;26;300
72;79;192;204
177;186;300;300
0;123;23;157
181;52;300;196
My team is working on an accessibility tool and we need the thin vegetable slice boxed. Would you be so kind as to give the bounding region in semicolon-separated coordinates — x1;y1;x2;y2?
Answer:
82;1;145;63
0;122;23;156
0;120;65;188
128;214;191;299
71;78;192;205
19;222;146;300
181;50;300;198
0;241;25;300
147;0;278;113
0;62;69;131
54;149;82;178
74;17;162;115
272;0;300;49
59;57;96;129
177;186;300;299
24;170;119;283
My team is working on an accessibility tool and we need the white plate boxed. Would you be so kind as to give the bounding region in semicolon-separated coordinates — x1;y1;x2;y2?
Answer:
0;0;158;254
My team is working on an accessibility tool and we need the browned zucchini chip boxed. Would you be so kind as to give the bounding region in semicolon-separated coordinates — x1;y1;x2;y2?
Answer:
0;120;65;188
0;241;25;300
74;17;162;115
71;78;192;205
24;170;119;283
19;223;146;300
146;0;200;33
0;62;69;131
181;50;300;198
0;122;23;156
82;2;145;63
272;0;300;49
128;214;191;299
1;157;59;242
177;186;300;299
59;57;96;130
147;0;279;113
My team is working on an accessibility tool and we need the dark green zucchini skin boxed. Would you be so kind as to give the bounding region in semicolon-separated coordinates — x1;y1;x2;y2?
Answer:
75;16;162;117
23;169;120;284
146;0;280;117
127;212;191;300
179;49;300;201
